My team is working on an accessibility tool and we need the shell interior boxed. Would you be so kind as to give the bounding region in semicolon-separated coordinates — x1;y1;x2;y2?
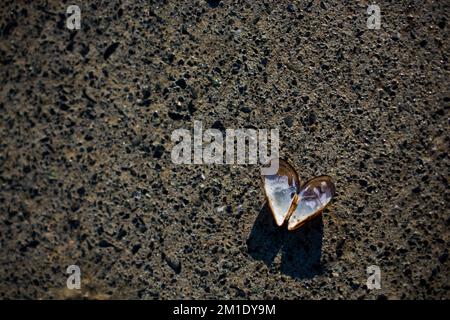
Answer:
287;176;335;230
262;159;300;226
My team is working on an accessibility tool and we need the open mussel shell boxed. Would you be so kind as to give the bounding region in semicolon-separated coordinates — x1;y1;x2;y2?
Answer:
262;159;301;226
287;175;335;231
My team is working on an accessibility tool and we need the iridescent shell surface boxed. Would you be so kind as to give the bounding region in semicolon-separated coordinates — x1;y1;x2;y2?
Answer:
287;176;335;230
262;159;300;226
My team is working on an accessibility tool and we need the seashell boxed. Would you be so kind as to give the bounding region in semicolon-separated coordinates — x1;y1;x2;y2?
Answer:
262;159;335;231
287;176;335;230
262;159;301;226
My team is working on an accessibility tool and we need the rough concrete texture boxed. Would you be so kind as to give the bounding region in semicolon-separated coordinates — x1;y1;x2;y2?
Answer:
0;0;449;299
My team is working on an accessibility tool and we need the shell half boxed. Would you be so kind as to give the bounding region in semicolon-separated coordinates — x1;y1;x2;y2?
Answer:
287;175;335;231
262;159;301;226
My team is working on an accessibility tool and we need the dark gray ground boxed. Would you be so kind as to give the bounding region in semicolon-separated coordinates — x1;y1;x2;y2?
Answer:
0;0;449;299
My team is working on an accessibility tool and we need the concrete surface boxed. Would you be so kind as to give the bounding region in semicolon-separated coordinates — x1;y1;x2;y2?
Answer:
0;0;448;299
